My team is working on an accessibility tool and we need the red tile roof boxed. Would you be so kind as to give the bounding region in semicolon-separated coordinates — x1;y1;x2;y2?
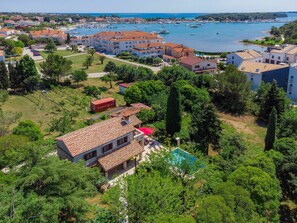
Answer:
91;98;115;105
130;103;151;110
119;83;132;88
180;56;204;66
98;140;144;171
56;117;135;157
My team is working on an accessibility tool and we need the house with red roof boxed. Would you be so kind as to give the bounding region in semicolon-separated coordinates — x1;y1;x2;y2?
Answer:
119;83;132;95
179;56;217;73
56;116;145;178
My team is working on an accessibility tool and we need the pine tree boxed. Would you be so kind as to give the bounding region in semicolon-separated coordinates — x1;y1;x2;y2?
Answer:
166;83;182;136
190;103;222;155
265;107;277;151
259;80;287;121
0;61;9;90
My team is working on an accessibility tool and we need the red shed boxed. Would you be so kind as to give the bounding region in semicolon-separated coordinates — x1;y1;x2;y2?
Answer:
90;98;116;112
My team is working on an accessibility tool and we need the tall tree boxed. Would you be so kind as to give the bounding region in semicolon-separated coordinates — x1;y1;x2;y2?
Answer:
212;65;251;115
44;39;57;53
100;72;118;89
8;62;20;91
259;80;289;121
88;48;96;56
98;55;106;64
104;61;117;73
83;55;94;69
166;83;182;136
66;33;71;44
71;69;88;86
18;55;40;92
40;54;72;83
265;107;277;151
0;61;9;90
190;103;222;155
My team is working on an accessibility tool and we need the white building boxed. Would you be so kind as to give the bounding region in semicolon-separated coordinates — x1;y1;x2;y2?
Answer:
227;50;263;67
132;42;165;58
238;61;289;90
92;30;164;55
288;64;297;102
263;44;297;65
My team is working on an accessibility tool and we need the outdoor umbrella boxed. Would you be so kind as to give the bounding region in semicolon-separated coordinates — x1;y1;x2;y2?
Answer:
138;127;154;135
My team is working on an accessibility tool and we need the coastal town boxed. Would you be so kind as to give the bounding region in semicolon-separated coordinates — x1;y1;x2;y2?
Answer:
0;9;297;223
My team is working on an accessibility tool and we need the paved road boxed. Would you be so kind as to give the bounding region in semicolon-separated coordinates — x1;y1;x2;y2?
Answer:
88;72;108;78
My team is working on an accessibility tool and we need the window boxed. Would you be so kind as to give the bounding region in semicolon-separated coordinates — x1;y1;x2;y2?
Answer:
207;64;210;66
287;57;289;61
117;136;128;146
102;143;113;153
84;150;97;161
278;56;281;60
232;56;234;59
272;55;274;59
292;76;294;79
251;78;254;81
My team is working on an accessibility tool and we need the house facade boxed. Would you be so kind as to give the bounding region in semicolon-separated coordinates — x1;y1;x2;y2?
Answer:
92;30;164;55
238;61;290;90
70;36;91;46
179;56;217;73
30;29;67;44
163;42;195;62
56;116;144;178
132;42;165;58
263;45;297;65
226;50;263;67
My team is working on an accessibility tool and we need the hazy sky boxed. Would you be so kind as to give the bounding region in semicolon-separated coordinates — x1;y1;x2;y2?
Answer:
1;0;297;13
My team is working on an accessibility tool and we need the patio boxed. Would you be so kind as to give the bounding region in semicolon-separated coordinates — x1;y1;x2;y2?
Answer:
108;136;163;186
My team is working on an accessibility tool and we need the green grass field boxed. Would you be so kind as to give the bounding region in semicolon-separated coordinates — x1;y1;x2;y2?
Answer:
38;51;132;74
2;79;126;133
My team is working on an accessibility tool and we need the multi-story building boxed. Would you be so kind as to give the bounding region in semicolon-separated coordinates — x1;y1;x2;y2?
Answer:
56;116;145;178
92;30;164;55
0;50;5;62
179;56;217;73
226;50;263;67
263;44;297;65
131;42;165;58
70;36;91;46
239;61;290;90
163;42;195;62
30;29;67;44
287;64;297;102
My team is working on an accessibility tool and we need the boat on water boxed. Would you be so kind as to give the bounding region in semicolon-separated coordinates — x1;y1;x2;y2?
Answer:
217;32;220;35
190;33;195;36
190;25;199;28
158;30;170;35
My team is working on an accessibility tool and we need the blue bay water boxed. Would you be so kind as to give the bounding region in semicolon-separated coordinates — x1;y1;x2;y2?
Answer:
71;13;297;52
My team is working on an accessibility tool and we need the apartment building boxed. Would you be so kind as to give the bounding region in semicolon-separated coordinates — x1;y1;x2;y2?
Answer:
56;116;145;178
263;44;297;65
179;56;217;73
163;42;195;62
239;61;290;90
30;29;67;44
287;64;297;102
92;30;164;55
132;42;165;58
226;50;263;67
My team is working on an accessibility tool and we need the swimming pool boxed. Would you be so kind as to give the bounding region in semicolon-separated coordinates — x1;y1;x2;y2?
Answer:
170;148;203;173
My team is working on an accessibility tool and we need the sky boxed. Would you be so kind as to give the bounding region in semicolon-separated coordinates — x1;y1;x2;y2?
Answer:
1;0;297;13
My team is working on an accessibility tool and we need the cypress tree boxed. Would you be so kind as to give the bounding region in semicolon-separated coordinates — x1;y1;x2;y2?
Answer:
0;61;9;90
265;107;277;151
166;83;182;136
66;33;71;44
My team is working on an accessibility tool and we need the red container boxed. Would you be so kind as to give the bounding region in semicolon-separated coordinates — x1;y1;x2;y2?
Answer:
90;98;116;112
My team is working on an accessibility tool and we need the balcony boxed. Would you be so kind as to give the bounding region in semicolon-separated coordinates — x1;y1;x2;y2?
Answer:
134;129;144;142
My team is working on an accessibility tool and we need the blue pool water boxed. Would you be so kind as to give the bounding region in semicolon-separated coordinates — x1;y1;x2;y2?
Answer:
170;148;203;172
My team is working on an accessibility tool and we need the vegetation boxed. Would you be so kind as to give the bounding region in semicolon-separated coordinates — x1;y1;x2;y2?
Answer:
166;83;182;137
265;107;277;151
197;12;287;22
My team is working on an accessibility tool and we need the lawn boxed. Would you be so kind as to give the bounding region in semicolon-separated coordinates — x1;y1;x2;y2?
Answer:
2;79;125;133
37;52;132;74
40;50;82;59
